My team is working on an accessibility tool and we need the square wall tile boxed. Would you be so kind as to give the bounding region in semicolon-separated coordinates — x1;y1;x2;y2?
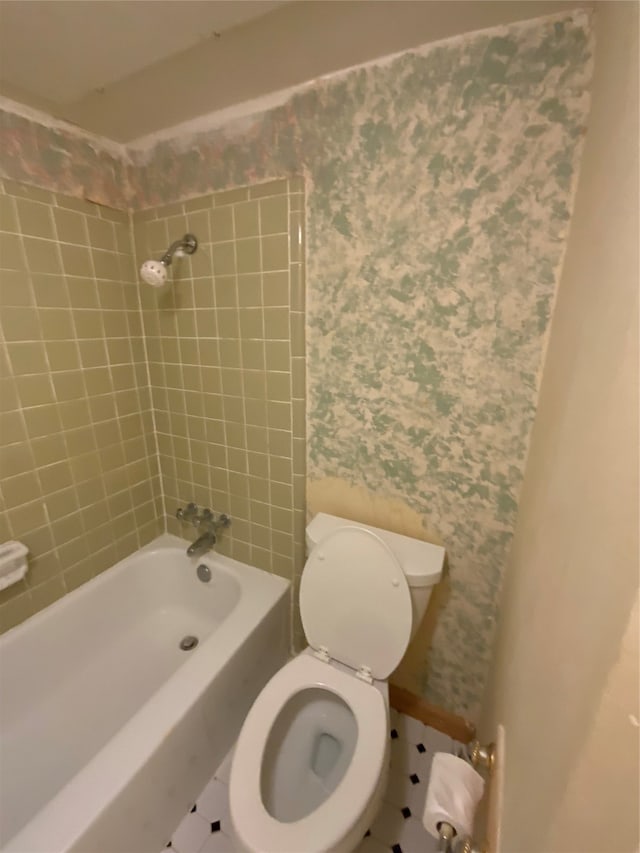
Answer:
0;176;307;651
133;178;306;655
0;181;161;634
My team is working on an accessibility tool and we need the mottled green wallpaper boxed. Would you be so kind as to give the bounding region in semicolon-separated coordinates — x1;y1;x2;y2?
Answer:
303;15;593;715
307;16;591;716
0;11;594;716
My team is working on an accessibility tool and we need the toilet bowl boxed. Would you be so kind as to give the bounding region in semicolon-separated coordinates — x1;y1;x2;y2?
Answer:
230;651;389;853
229;515;445;853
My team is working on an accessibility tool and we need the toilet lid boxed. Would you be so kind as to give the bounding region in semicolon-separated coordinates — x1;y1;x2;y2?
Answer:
300;526;412;680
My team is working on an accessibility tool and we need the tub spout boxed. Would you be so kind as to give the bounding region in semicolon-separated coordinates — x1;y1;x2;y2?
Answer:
183;511;231;557
186;531;217;557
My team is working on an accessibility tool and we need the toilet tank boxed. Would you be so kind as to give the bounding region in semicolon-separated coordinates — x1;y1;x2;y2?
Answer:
305;513;445;637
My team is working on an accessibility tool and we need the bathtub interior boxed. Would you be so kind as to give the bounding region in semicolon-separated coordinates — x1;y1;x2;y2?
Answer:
0;545;243;846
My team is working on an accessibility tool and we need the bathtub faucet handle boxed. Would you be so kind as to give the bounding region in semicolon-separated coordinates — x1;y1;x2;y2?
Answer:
176;502;199;524
196;510;231;532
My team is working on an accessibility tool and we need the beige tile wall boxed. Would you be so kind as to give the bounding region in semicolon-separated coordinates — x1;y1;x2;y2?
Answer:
133;178;306;628
0;176;307;643
0;180;163;632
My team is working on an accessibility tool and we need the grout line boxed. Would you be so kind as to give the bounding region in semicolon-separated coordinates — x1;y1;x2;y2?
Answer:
34;192;83;595
128;207;165;535
253;196;272;569
205;197;231;525
78;210;125;555
284;184;295;654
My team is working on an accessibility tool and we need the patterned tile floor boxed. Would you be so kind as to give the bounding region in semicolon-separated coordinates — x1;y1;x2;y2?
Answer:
165;708;465;853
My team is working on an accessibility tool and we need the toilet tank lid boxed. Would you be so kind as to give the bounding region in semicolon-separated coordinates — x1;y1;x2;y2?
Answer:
306;513;444;588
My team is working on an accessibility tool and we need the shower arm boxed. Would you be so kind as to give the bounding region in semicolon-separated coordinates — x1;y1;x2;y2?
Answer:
161;233;198;266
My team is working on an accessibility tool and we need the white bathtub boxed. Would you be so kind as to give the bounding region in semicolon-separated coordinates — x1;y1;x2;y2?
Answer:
0;534;290;853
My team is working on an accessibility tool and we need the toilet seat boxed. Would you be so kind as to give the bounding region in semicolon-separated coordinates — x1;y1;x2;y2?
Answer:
229;653;388;853
300;526;412;680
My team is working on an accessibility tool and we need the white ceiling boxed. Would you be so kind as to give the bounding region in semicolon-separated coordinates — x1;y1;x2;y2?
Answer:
0;1;590;144
0;0;286;104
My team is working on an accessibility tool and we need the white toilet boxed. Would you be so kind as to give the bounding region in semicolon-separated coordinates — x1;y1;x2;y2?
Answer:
229;513;445;853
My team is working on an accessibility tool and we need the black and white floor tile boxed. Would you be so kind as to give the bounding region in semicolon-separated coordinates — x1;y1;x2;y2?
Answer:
165;709;464;853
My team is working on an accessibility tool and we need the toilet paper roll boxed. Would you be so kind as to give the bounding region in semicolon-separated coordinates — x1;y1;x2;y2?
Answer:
422;752;485;841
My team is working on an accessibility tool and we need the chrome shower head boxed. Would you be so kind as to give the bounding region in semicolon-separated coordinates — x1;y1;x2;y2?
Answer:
139;233;198;286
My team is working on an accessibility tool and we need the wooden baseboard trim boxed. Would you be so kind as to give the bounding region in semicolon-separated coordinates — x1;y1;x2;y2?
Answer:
389;684;476;744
